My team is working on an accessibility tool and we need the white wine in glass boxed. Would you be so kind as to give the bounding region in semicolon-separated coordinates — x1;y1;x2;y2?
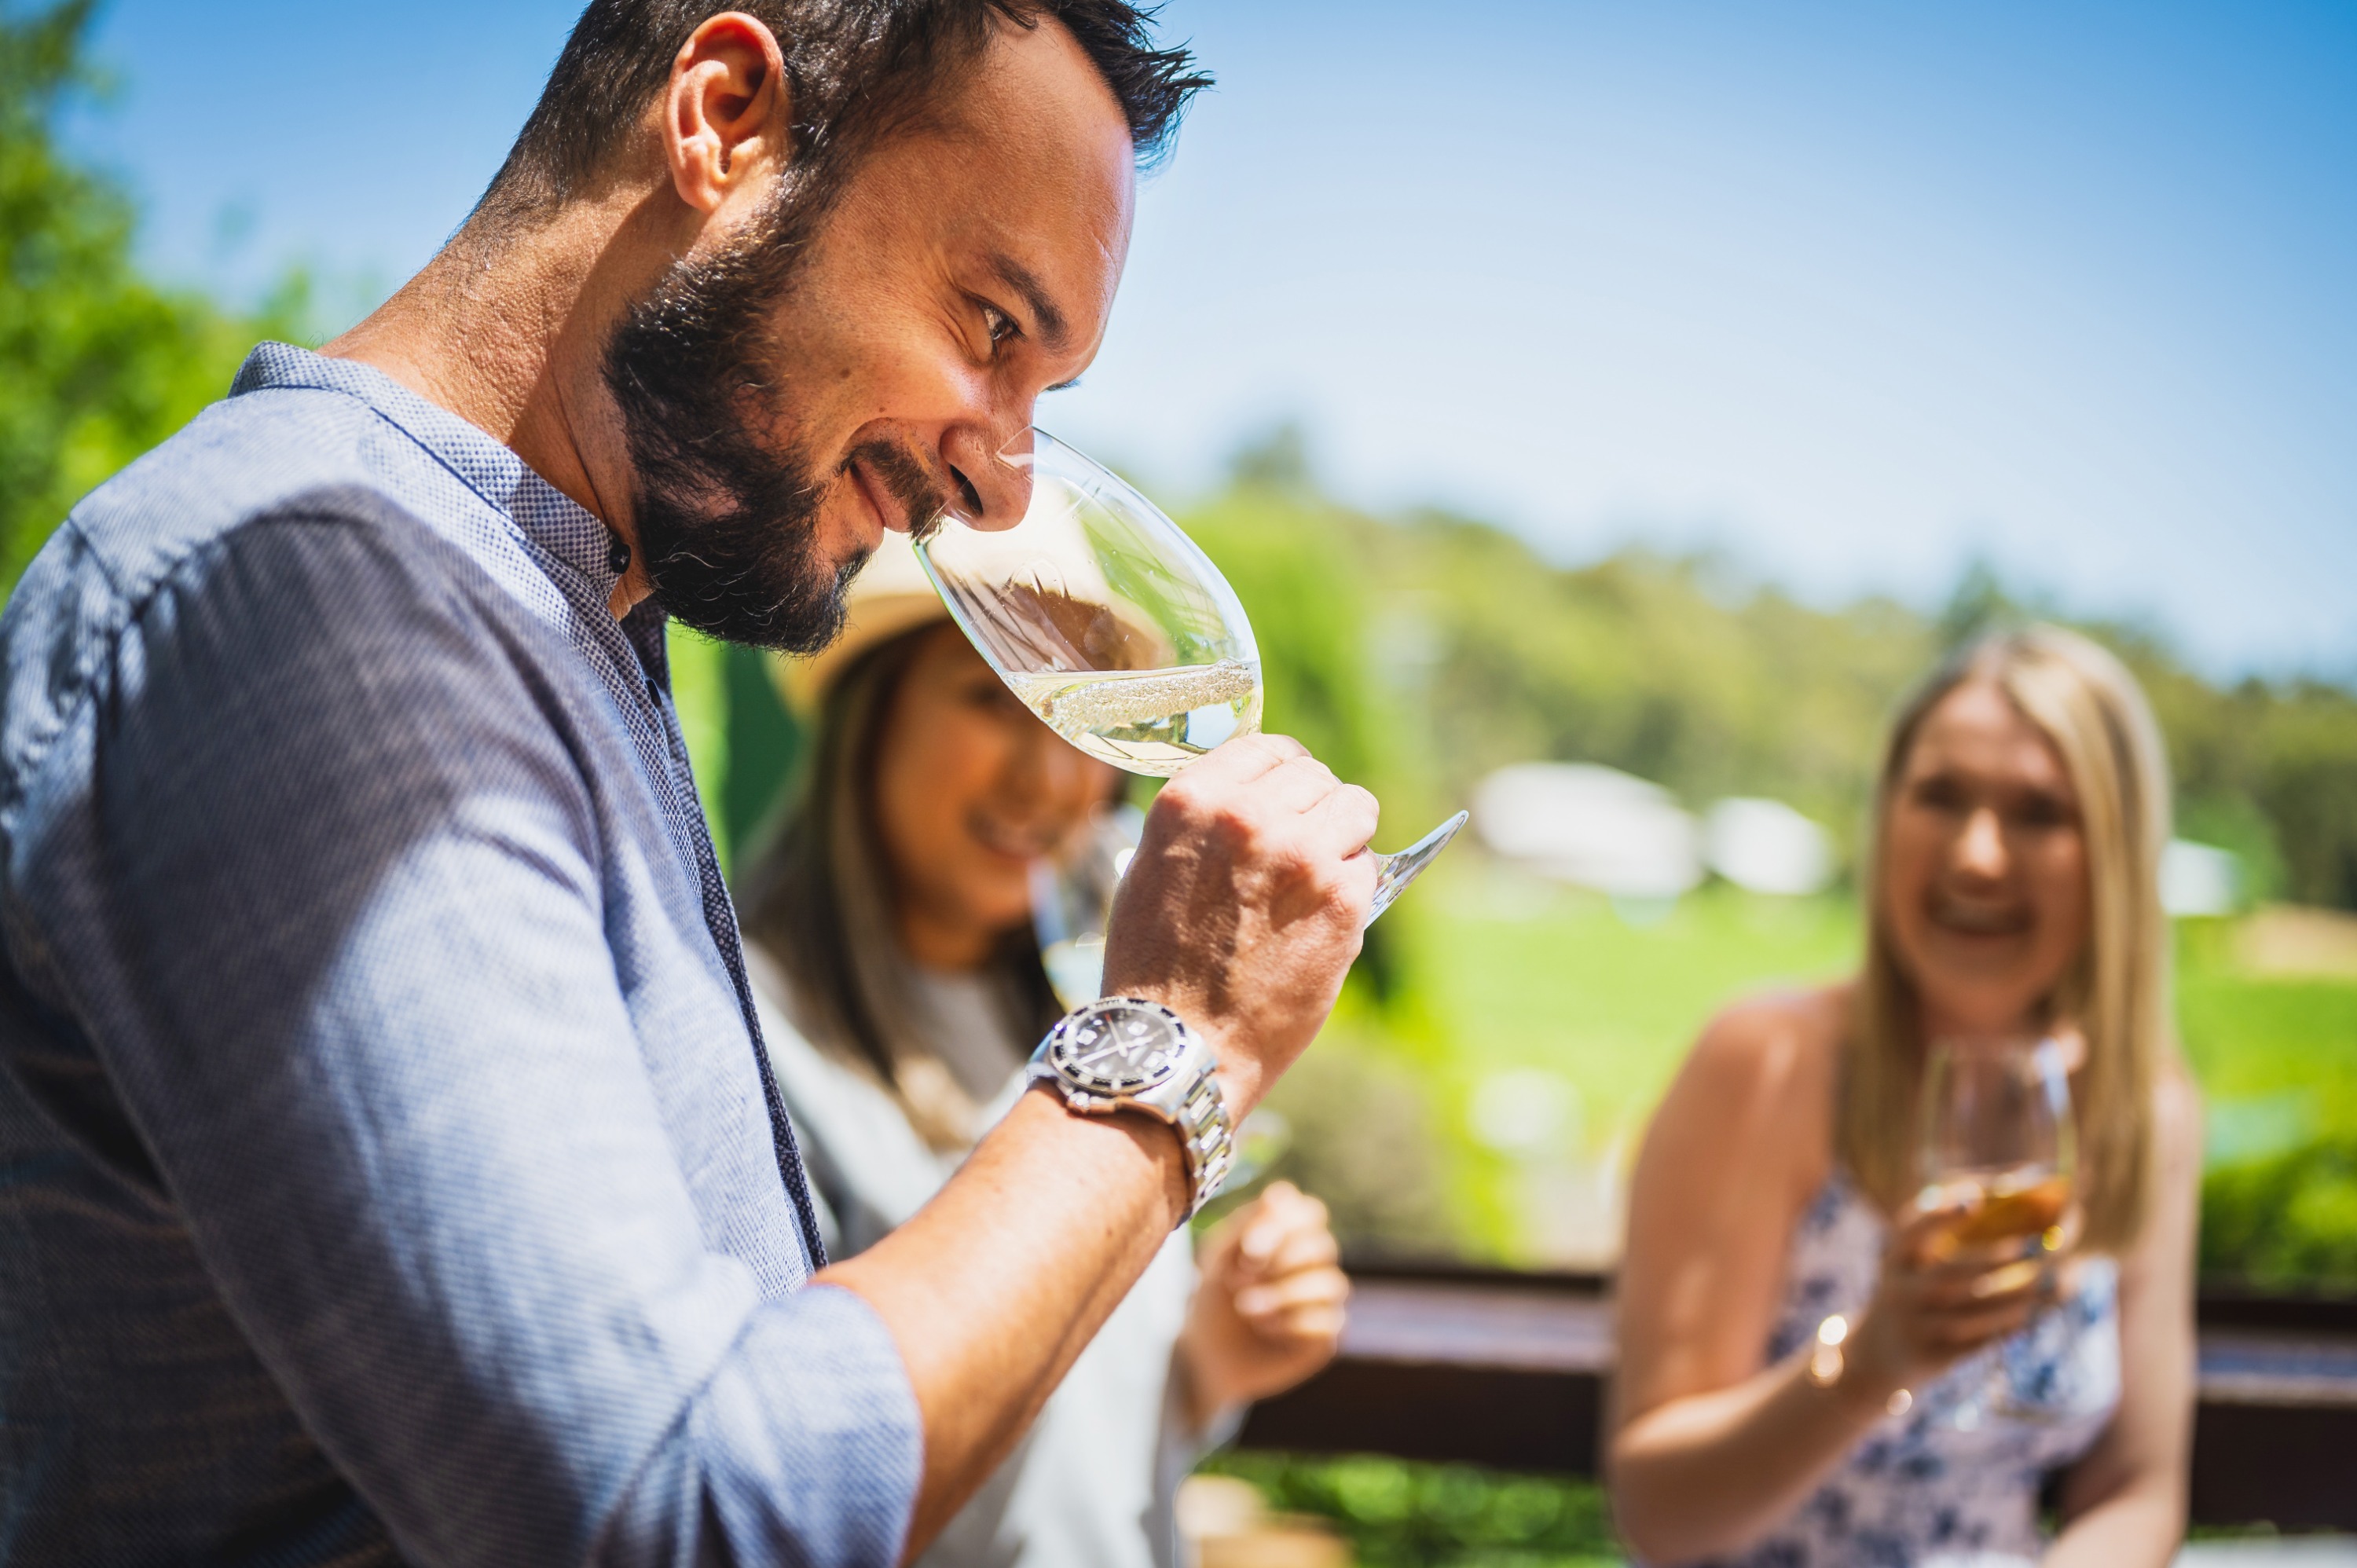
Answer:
1002;660;1261;776
918;428;1464;923
1919;1036;2074;1247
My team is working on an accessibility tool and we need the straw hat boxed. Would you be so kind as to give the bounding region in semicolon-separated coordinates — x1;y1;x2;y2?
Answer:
771;530;951;718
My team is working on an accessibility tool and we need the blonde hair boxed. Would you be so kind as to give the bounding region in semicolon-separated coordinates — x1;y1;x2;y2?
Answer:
1840;625;2173;1252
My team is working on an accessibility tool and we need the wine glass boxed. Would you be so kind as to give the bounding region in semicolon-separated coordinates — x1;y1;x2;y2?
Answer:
918;427;1466;925
1030;802;1145;1012
1916;1035;2076;1426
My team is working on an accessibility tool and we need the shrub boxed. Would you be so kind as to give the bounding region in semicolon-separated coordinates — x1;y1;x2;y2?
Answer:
2201;1134;2357;1291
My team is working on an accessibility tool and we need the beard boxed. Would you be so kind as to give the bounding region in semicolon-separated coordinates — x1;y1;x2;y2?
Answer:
600;205;949;653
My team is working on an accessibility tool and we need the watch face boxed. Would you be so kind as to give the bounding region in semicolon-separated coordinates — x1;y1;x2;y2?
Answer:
1048;1004;1184;1096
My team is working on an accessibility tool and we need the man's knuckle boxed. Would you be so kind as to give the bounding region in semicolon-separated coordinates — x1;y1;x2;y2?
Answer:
1204;798;1255;843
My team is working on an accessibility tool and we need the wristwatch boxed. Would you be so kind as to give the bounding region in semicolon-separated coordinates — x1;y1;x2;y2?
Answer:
1028;997;1236;1218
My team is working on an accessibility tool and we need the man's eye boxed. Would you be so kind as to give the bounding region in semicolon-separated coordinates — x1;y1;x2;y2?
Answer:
981;303;1017;350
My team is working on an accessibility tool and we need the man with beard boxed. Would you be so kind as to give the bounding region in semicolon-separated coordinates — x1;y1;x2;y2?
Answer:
0;5;1380;1566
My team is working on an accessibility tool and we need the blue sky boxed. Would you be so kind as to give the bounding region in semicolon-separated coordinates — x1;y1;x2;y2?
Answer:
69;1;2357;679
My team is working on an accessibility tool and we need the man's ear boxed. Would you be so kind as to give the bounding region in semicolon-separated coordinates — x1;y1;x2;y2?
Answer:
665;11;791;215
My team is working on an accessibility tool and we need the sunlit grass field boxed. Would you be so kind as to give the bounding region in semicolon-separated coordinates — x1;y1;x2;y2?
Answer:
1409;866;1860;1135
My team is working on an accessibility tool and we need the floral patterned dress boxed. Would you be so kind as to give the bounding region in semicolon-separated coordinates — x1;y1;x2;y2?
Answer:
1688;1167;2121;1568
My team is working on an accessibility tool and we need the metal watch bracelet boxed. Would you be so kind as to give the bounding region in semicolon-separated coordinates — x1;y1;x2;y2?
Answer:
1170;1059;1236;1218
1028;997;1237;1219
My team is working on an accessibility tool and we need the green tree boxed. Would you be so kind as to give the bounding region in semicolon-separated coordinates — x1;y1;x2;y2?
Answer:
1;0;296;588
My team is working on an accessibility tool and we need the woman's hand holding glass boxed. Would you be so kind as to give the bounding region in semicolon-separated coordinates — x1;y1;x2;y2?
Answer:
1834;1034;2078;1415
1833;1193;2073;1413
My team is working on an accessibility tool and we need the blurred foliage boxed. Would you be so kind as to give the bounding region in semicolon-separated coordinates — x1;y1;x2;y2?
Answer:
1199;1452;1620;1568
1;0;299;590
2201;1134;2357;1291
2179;958;2357;1287
1175;456;2357;912
1249;1004;1467;1258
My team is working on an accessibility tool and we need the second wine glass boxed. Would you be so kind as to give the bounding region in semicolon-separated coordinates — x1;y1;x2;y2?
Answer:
1916;1034;2076;1426
917;427;1465;925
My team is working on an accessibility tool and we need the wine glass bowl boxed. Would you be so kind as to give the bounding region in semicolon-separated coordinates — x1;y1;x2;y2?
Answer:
1919;1035;2076;1251
918;427;1463;923
917;430;1261;777
1031;803;1145;1013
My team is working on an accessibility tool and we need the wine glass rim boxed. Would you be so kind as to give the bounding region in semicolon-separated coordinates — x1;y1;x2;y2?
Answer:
911;427;1261;679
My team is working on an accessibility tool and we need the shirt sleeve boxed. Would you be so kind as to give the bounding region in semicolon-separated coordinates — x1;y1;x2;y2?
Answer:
27;500;918;1567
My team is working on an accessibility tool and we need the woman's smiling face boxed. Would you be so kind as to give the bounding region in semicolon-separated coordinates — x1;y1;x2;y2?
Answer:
872;622;1118;969
1880;678;2091;1035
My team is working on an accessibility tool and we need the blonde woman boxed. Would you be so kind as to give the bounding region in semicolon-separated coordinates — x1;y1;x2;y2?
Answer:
1609;628;2201;1567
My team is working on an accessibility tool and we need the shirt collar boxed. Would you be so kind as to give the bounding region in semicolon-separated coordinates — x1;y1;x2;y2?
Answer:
230;341;622;596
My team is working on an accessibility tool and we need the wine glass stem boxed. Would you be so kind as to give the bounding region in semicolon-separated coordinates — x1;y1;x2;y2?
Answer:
1364;810;1470;926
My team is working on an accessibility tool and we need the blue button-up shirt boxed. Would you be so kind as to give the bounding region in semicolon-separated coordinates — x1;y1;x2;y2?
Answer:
0;345;920;1566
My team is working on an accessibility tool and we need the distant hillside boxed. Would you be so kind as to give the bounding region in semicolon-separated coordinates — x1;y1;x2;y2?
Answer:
1182;480;2357;910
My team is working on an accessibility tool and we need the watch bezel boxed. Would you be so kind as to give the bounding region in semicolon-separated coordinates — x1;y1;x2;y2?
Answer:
1042;998;1189;1097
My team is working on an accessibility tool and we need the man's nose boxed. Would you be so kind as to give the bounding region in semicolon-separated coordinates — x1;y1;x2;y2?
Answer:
1954;806;2008;878
940;423;1036;533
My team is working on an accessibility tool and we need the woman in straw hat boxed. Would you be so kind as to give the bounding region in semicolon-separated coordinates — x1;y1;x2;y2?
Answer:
735;532;1347;1568
1608;627;2201;1567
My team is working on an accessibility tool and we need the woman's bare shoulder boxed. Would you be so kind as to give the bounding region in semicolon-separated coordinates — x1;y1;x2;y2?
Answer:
1642;984;1849;1199
1681;983;1849;1104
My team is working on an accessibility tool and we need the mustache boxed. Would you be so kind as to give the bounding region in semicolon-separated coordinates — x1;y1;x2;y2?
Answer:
849;437;955;541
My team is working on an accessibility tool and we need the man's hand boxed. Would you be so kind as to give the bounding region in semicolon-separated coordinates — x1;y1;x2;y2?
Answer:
1102;734;1379;1116
1180;1181;1349;1430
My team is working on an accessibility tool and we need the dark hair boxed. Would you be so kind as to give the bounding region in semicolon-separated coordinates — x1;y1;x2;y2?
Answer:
736;623;1063;1149
478;0;1208;229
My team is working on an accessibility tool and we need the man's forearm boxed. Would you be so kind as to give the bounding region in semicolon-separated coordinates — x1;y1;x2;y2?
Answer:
817;1087;1189;1559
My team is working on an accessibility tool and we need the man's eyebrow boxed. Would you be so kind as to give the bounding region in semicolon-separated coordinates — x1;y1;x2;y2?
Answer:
986;252;1070;353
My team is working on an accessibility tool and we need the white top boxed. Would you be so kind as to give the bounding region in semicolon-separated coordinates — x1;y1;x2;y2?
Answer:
1680;1167;2122;1568
744;947;1205;1568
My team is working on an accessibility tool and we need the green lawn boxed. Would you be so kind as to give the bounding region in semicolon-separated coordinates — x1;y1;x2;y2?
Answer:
1407;864;1860;1136
2180;964;2357;1156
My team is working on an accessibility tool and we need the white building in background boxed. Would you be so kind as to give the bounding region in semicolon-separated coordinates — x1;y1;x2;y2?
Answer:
1703;797;1836;896
1477;760;2239;919
2161;840;2243;918
1472;763;1703;900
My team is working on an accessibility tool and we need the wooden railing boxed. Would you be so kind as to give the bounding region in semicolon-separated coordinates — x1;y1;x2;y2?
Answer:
1237;1263;2357;1530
